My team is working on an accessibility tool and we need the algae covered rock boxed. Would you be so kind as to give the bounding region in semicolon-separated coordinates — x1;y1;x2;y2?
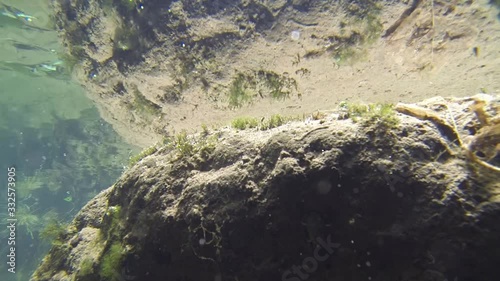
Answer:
31;95;500;281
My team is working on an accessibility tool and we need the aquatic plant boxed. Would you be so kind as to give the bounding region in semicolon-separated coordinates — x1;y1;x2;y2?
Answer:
128;145;157;167
16;175;44;198
78;258;95;277
99;205;123;243
39;219;68;245
200;123;209;136
33;241;72;280
257;70;297;101
161;130;218;160
17;204;42;239
228;73;255;109
99;242;125;281
332;44;366;65
128;85;162;117
231;117;260;130
171;131;194;156
359;12;384;44
341;102;399;128
197;135;218;160
330;10;383;65
232;114;293;131
107;206;122;231
260;114;288;130
227;70;299;108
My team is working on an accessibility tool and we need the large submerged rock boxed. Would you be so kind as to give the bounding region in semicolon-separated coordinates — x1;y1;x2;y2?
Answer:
31;95;500;281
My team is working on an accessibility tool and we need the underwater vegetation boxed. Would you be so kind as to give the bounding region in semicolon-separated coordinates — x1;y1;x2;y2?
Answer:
340;102;399;128
16;175;44;198
128;128;220;167
127;129;220;164
78;258;95;277
332;11;383;65
99;242;125;281
16;204;42;239
231;104;399;132
128;145;157;167
128;85;162;117
231;116;260;130
261;114;288;130
170;131;195;156
79;205;125;280
228;73;255;109
34;241;72;280
39;218;68;245
232;114;296;130
228;70;298;109
98;205;123;246
257;70;297;101
299;6;383;66
166;130;218;160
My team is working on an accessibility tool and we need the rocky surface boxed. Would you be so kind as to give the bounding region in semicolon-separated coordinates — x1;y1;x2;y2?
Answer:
51;0;500;147
31;95;500;281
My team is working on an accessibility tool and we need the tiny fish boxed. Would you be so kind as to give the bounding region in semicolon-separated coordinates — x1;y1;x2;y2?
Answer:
14;42;54;52
0;3;52;31
0;38;56;53
0;2;36;22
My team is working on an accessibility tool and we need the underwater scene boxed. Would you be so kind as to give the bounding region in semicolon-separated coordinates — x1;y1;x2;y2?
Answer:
0;0;499;281
0;1;138;280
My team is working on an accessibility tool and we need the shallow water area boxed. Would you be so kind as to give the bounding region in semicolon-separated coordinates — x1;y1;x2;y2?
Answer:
0;1;136;280
1;0;499;280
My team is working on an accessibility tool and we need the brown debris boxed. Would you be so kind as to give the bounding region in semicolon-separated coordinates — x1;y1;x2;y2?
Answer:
396;96;500;173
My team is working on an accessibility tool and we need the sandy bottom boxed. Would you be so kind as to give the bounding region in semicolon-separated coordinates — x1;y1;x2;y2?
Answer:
12;0;499;148
104;0;500;147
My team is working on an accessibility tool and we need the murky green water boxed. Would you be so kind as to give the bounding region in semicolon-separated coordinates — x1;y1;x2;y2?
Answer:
0;1;137;280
